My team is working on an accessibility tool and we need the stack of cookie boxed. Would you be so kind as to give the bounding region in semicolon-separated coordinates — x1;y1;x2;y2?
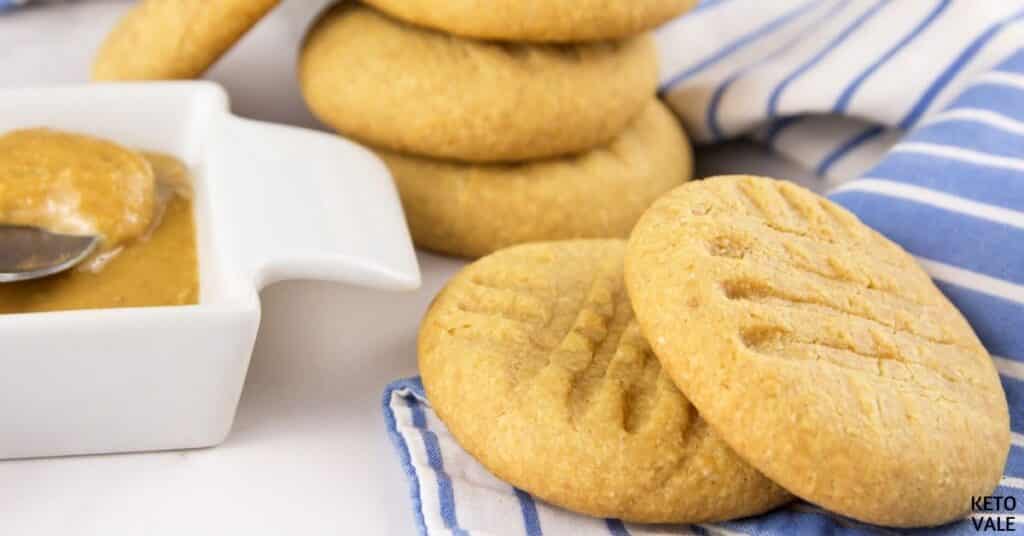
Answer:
298;1;699;258
419;176;1011;527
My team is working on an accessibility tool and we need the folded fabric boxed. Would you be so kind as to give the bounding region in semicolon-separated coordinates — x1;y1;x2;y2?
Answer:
384;0;1024;534
659;0;1024;186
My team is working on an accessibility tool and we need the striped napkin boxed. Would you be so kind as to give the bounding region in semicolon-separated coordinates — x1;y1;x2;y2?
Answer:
0;0;58;10
0;0;81;12
385;0;1024;534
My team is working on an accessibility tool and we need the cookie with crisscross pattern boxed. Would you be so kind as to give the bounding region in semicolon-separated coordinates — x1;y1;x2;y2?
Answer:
419;240;792;522
625;176;1010;527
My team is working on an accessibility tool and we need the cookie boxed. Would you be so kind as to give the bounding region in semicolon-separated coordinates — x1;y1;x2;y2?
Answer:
92;0;280;80
419;240;793;522
625;176;1010;527
299;3;658;163
362;0;698;42
381;100;691;258
0;128;156;248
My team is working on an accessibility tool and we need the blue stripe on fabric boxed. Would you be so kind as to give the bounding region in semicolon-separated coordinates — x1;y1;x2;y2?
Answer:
993;484;1024;509
899;7;1024;129
999;373;1024;432
605;519;630;536
834;0;951;113
763;116;802;147
382;380;430;536
767;0;890;119
948;83;1024;122
707;0;849;141
911;518;1000;536
407;395;470;536
816;124;885;176
830;191;1024;286
514;489;543;536
909;118;1024;158
1006;444;1024;479
927;280;1024;367
999;482;1024;501
692;0;734;13
866;151;1024;211
1008;448;1024;481
718;507;879;536
659;0;821;92
998;48;1024;73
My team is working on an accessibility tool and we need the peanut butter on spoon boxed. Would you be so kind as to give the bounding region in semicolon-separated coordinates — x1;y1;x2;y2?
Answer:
0;128;157;248
0;128;198;313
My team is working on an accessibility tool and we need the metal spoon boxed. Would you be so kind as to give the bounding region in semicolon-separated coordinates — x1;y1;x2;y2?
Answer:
0;225;100;283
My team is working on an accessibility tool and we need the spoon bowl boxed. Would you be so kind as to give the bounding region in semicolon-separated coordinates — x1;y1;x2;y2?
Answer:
0;225;100;283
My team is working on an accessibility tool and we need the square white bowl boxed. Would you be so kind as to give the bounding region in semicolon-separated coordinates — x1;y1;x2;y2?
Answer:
0;82;420;459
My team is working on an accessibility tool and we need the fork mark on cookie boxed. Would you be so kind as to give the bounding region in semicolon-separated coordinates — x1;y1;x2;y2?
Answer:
720;278;955;348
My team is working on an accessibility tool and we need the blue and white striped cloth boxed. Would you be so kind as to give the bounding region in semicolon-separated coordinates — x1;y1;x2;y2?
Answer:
385;0;1024;534
0;0;61;10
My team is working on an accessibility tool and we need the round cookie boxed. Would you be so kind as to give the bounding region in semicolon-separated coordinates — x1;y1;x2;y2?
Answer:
299;3;658;163
362;0;698;42
625;176;1010;527
420;240;792;522
381;100;691;258
93;0;280;80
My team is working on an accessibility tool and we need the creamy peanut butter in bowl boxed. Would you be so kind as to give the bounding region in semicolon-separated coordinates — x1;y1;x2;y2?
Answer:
0;82;419;459
0;128;199;313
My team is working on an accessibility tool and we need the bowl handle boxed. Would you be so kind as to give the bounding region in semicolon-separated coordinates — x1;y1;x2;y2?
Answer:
206;115;420;291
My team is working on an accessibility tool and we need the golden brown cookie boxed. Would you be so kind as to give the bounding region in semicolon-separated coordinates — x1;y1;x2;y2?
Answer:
625;175;1010;527
362;0;698;42
381;100;691;258
420;240;792;522
0;128;156;248
299;3;658;163
92;0;280;80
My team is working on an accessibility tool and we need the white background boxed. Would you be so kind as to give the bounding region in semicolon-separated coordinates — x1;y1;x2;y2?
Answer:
0;2;810;534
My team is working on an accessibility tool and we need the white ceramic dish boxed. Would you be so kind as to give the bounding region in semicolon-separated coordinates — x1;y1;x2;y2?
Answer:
0;82;420;459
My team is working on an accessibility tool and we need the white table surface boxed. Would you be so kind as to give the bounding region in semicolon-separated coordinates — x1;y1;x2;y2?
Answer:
0;3;812;534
